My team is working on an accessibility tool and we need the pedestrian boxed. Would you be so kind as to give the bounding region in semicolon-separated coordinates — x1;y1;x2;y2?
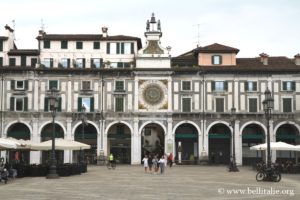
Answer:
152;155;159;174
158;155;165;174
169;153;173;168
148;155;153;172
142;155;149;173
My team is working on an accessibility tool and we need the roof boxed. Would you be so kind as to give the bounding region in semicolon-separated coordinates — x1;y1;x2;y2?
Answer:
0;36;8;40
195;43;240;54
8;49;39;56
36;34;142;49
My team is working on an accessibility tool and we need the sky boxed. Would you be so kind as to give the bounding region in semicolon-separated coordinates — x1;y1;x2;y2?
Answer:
0;0;299;57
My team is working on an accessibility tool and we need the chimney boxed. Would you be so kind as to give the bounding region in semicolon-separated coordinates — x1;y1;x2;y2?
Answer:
295;54;300;65
38;30;45;37
259;53;269;65
102;26;108;37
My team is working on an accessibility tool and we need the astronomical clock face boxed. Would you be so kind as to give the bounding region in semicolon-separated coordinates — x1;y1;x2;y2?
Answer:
139;80;168;110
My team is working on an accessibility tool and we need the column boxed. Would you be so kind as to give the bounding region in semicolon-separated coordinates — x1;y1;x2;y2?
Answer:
235;120;242;165
30;118;40;164
97;119;102;156
103;120;107;156
131;117;140;164
166;118;173;154
269;120;276;163
64;118;72;163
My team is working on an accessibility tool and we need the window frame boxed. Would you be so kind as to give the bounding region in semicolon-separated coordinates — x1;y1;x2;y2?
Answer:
182;81;191;91
115;80;125;91
15;80;25;90
248;98;258;113
61;40;68;49
48;80;59;90
76;41;83;49
182;97;192;112
282;81;295;92
43;58;53;68
212;55;222;65
81;81;92;90
44;40;51;49
91;58;102;68
93;41;100;49
115;97;124;112
215;97;225;112
282;97;292;113
9;58;16;66
15;97;24;112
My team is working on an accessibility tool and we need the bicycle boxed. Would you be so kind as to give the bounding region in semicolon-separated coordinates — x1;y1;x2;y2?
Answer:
256;165;281;182
106;160;116;170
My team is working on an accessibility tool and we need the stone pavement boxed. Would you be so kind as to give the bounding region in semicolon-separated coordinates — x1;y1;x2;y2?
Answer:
0;165;299;200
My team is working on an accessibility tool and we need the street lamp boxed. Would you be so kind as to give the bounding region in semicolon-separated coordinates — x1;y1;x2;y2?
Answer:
229;107;239;172
46;87;60;179
262;88;274;169
80;104;87;163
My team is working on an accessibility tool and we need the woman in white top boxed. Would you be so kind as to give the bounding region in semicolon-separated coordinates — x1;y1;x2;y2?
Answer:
158;155;166;174
142;155;149;173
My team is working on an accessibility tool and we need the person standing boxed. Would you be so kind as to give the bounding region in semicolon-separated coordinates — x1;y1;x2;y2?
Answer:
169;153;173;168
158;155;165;174
152;155;158;174
142;155;149;173
148;155;153;173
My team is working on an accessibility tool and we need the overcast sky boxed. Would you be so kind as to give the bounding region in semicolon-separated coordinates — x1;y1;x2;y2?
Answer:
1;0;299;57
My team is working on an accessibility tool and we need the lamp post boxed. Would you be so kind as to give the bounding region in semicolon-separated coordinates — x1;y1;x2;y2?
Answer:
46;87;59;179
229;107;239;172
80;104;87;163
262;88;274;169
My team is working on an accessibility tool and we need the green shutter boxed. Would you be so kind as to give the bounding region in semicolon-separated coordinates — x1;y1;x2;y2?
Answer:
100;58;103;68
282;81;287;90
253;82;257;91
292;81;296;91
44;98;49;111
57;97;62;112
211;56;214;65
49;80;58;90
78;97;82;112
107;43;110;54
131;43;134;54
116;43;120;54
116;97;123;112
283;98;292;112
50;58;53;68
216;98;224;112
67;59;70;68
24;97;28;111
0;40;3;51
249;99;257;112
10;97;15;111
244;82;248;91
219;56;222;64
211;81;215;91
117;62;123;68
182;98;191;112
24;80;29;90
90;97;94;112
224;81;228;91
121;43;124;54
11;80;15;90
82;58;86;68
0;57;3;66
21;56;26;66
31;58;37;67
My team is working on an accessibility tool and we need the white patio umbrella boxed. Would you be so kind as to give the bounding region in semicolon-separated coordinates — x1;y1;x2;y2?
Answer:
5;137;33;149
0;137;20;149
250;141;300;151
31;138;91;151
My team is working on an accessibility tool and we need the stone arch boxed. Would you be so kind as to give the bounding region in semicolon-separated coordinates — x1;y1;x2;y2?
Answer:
105;120;133;136
172;120;201;136
72;120;99;137
240;121;267;137
38;120;67;137
139;121;167;136
206;120;231;136
4;120;33;136
273;121;300;137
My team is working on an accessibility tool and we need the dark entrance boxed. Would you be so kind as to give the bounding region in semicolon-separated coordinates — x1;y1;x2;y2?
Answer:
74;123;97;164
141;123;165;160
276;124;300;163
7;123;31;164
41;123;64;164
175;123;198;164
242;124;265;165
107;123;131;164
208;123;231;165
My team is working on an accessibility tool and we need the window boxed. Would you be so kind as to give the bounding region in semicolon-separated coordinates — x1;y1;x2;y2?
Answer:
91;58;103;68
215;98;224;112
249;98;257;112
21;56;26;66
78;97;94;112
61;40;68;49
282;81;295;91
44;97;62;112
11;80;28;90
0;57;3;66
212;81;227;92
182;81;191;91
245;81;257;92
116;62;130;68
182;98;191;112
9;58;16;66
107;42;120;54
49;80;58;90
44;40;50;49
60;58;70;68
115;97;124;112
115;81;124;91
82;81;91;90
121;42;134;54
212;55;222;65
75;58;85;68
0;40;3;51
93;41;100;49
31;58;37;67
10;97;28;112
76;41;83;49
43;58;53;68
110;62;118;68
16;81;24;90
283;98;292;112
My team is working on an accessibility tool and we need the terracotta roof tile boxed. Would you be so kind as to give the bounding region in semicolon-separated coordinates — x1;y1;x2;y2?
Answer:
8;49;39;56
195;43;240;54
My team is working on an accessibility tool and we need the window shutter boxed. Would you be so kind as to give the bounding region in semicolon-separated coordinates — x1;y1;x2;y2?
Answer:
106;43;110;54
249;99;257;112
224;81;228;91
116;43;120;54
25;80;29;90
282;81;287;90
57;97;62;112
121;43;124;54
24;97;28;111
90;97;94;112
50;58;53;68
211;81;215;91
117;62;123;68
219;56;222;64
83;58;86;68
253;82;257;91
67;59;70;68
0;57;3;66
211;56;214;65
283;98;292;112
292;81;296;91
10;97;14;111
0;41;3;51
44;98;49;112
182;98;191;112
78;97;82;112
131;43;134;54
11;80;15;90
216;98;224;112
100;58;103;68
244;82;248;91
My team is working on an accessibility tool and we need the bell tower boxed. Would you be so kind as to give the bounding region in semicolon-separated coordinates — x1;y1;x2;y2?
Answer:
136;13;171;68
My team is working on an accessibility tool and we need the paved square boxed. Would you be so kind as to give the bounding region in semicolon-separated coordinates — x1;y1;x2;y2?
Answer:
0;165;299;200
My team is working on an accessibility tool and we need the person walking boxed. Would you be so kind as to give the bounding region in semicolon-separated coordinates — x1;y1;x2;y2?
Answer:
148;155;153;173
142;155;149;173
108;153;114;168
152;155;159;174
158;155;166;174
169;153;174;168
